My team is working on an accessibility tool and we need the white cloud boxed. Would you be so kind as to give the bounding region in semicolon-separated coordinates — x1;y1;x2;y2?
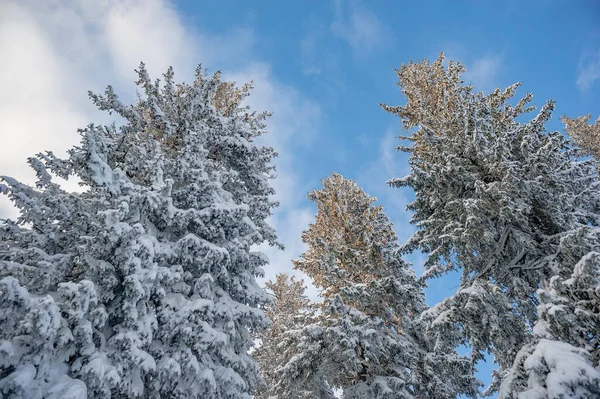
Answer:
0;1;90;219
463;53;503;93
0;0;321;296
331;0;386;55
576;47;600;92
101;0;196;82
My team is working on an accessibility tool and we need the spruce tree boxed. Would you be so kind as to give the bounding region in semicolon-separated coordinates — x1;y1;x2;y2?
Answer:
382;54;600;395
273;173;478;398
253;273;334;398
0;64;279;398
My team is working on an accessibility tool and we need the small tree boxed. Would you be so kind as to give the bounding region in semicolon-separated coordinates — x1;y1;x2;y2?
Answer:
253;273;334;398
273;173;478;398
0;63;279;398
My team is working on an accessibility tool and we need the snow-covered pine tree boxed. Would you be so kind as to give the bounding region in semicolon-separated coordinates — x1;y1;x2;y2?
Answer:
0;63;279;399
497;115;600;398
382;54;600;395
273;173;478;398
253;273;334;398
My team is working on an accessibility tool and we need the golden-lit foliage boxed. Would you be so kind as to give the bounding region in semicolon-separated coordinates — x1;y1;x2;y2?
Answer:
293;173;397;300
381;52;536;161
211;79;253;117
380;52;469;134
562;114;600;161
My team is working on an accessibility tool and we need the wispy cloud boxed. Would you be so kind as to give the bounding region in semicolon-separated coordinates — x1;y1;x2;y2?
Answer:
0;0;321;297
297;26;347;106
576;47;600;92
463;53;504;92
331;0;386;55
299;32;322;76
435;43;505;93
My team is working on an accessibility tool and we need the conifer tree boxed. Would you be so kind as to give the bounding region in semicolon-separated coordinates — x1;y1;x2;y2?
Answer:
253;273;334;398
0;64;279;398
382;54;600;395
273;173;478;398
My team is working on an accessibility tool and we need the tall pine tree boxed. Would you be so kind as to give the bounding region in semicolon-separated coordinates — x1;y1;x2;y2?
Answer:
0;64;279;398
382;54;600;396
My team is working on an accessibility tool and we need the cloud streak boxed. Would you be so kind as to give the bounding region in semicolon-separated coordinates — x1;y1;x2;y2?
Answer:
331;0;386;55
463;53;504;93
576;47;600;92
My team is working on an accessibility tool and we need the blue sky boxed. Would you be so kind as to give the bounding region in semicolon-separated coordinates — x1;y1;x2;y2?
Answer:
1;0;599;396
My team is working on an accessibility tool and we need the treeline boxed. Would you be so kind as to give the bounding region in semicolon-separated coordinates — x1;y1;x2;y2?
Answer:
0;55;598;398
